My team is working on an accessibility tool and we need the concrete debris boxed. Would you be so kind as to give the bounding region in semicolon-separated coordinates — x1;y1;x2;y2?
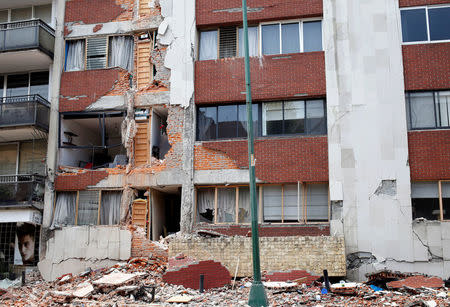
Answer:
1;260;449;306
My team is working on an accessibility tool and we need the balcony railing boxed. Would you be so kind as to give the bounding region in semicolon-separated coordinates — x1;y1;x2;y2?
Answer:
0;94;50;131
0;19;55;57
0;174;45;206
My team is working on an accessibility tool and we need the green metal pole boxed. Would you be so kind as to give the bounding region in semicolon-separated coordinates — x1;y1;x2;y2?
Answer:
242;1;268;306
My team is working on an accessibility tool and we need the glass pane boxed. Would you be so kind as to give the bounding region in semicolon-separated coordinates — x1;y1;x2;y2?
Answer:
197;107;217;140
303;21;322;52
262;24;280;55
6;74;29;97
281;23;300;54
306;184;328;221
428;7;450;41
263;102;283;135
34;4;52;24
199;30;218;61
218;105;237;139
307;100;326;134
30;71;49;99
0;10;8;23
401;9;428;42
437;91;450;128
0;75;3;91
197;188;215;223
217;188;236;223
409;92;435;128
263;185;282;222
0;144;18;175
238;104;259;137
284;184;300;221
411;182;440;220
442;182;450;220
77;191;99;225
18;140;46;175
238;27;258;57
238;187;251;223
284;100;305;134
11;8;32;22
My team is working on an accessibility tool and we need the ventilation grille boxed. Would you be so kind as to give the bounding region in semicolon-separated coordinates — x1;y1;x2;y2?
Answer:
86;37;107;70
219;27;237;59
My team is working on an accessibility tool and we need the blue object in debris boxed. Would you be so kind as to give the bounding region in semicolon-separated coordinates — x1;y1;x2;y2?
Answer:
321;288;328;294
370;285;383;292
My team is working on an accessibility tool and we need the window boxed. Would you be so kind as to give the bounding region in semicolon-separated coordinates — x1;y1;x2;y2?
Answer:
65;36;134;71
51;190;122;227
197;100;326;141
195;183;329;224
0;5;52;25
0;72;49;99
197;20;322;60
401;6;450;43
406;91;450;129
411;181;450;221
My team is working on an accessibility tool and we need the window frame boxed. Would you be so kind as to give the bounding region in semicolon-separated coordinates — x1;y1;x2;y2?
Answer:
194;183;330;225
64;35;134;72
406;91;450;130
400;4;450;45
0;70;50;100
411;180;450;222
0;5;52;24
52;189;122;226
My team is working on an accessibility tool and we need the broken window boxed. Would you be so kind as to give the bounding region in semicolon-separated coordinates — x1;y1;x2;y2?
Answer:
406;91;450;129
52;190;122;227
401;6;450;43
151;108;171;160
195;183;328;224
411;181;450;221
59;111;126;169
65;35;134;72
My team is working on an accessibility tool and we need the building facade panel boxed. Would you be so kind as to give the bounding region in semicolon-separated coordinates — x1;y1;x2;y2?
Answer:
195;52;326;104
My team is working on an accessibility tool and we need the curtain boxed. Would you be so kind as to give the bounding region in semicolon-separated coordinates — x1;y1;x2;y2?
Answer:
217;188;235;222
239;27;258;57
100;191;121;225
284;184;300;221
197;188;215;223
238;187;251;223
51;192;77;228
108;36;134;71
263;185;282;221
66;40;85;71
199;30;217;60
410;92;435;128
306;184;328;221
77;190;99;225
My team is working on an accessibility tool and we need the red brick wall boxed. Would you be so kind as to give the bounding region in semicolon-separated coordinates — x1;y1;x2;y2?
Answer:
196;0;322;27
408;130;450;180
54;170;108;191
399;0;450;7
194;145;239;170
195;52;326;104
130;226;168;259
195;224;330;237
200;136;328;183
65;0;133;24
60;68;130;112
402;43;450;91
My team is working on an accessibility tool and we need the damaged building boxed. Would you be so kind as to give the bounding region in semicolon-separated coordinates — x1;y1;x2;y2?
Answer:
0;0;448;283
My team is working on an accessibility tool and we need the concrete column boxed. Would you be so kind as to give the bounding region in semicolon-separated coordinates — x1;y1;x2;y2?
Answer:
323;0;414;280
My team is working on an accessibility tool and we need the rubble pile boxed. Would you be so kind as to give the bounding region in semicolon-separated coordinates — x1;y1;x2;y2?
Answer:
0;260;449;306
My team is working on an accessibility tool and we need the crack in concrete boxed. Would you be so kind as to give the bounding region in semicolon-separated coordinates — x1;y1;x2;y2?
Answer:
412;229;443;261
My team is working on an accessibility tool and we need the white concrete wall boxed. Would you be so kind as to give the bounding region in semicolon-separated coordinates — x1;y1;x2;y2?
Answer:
324;0;415;280
38;226;131;280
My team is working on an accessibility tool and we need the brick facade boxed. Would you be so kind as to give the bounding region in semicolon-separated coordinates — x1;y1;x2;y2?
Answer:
195;224;330;237
194;145;239;170
54;170;108;191
402;43;450;91
200;136;328;183
60;68;130;112
408;130;450;180
130;226;168;259
65;0;133;25
195;52;326;104
399;0;450;7
196;0;322;27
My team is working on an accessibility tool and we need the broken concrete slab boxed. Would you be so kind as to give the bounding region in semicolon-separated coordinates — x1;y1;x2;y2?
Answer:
93;272;142;286
72;282;94;298
166;295;193;303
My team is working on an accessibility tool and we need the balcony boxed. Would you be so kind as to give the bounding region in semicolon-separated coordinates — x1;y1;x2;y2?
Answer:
0;174;45;208
0;95;50;141
0;19;54;73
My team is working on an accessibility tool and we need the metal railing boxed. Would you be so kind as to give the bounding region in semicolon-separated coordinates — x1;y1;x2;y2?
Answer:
0;174;45;205
0;94;50;131
0;19;55;57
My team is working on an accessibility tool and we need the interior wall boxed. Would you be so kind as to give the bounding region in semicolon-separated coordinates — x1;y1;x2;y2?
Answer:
151;189;166;241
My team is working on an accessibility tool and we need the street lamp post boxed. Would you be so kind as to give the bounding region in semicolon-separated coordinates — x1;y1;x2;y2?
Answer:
241;1;268;306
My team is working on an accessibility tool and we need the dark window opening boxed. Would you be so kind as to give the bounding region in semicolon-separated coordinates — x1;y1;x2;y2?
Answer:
151;108;171;160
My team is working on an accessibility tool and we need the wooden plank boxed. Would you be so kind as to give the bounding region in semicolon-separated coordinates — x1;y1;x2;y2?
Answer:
134;121;149;166
137;41;152;89
132;199;148;227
